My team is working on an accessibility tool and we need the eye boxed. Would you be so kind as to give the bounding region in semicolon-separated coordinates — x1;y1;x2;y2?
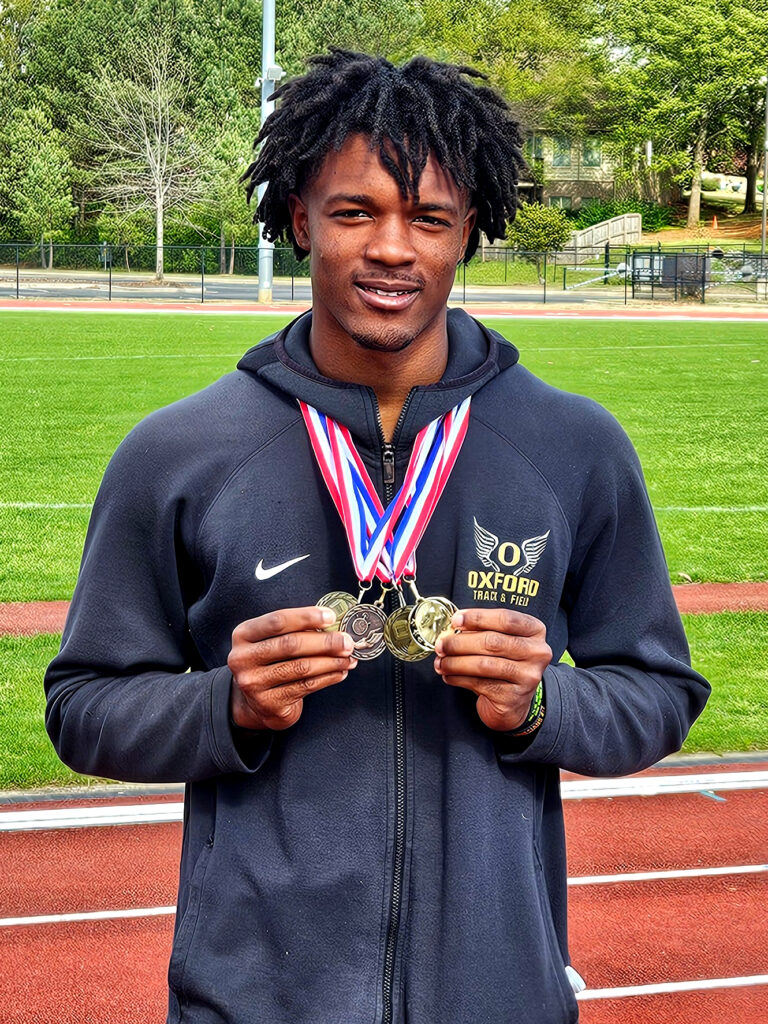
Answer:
415;215;451;227
332;209;371;219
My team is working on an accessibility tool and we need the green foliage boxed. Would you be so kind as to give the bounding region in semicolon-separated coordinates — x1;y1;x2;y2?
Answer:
507;203;573;254
573;198;674;232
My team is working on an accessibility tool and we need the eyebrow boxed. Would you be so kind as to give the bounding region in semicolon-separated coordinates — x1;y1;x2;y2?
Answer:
324;193;460;217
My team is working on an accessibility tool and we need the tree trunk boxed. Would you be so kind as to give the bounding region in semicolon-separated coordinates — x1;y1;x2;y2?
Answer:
744;142;758;215
40;234;46;270
229;236;235;275
687;127;707;229
155;190;164;282
49;237;53;269
220;222;226;274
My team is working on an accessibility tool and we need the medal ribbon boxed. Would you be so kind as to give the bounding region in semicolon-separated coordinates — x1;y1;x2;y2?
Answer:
299;397;470;584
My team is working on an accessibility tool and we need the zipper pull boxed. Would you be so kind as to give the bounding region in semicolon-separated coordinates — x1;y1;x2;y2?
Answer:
382;444;395;486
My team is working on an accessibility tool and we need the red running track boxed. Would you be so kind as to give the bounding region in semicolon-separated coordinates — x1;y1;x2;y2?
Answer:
1;775;767;1023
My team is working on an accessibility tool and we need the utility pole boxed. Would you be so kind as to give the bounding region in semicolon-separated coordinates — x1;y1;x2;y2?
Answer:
257;0;284;304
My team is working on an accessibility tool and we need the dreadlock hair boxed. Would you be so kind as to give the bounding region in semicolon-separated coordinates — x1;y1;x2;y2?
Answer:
241;49;527;262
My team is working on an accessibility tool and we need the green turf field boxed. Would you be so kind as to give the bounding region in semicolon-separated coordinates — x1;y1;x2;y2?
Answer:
3;612;765;789
1;311;765;600
1;309;766;787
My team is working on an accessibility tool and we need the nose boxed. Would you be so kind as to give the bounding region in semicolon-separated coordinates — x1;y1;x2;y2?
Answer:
364;213;417;267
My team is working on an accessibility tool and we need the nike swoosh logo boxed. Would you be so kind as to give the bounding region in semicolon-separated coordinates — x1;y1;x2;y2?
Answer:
254;554;310;581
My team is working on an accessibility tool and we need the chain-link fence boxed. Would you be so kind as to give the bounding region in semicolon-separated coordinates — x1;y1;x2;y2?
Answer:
1;241;766;305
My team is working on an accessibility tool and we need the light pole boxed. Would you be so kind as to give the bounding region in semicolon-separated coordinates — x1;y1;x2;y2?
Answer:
257;0;284;304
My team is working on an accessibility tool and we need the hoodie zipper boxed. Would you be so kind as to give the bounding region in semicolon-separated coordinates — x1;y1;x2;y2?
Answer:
375;394;413;1024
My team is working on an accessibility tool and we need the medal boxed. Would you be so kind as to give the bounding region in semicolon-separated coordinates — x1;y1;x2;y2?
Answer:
340;602;387;660
316;591;358;631
300;398;471;661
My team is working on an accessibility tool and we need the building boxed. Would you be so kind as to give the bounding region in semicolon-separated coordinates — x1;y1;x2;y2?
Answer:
524;133;617;211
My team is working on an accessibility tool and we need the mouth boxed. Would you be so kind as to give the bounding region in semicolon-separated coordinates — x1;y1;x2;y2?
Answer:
353;278;422;312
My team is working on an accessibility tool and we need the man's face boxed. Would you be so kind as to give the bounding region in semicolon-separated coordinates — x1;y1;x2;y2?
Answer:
288;134;477;353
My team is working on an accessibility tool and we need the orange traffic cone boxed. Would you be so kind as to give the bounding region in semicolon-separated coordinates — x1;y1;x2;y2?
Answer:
712;215;719;229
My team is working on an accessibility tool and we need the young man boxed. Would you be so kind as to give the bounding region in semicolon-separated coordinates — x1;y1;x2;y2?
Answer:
46;51;709;1024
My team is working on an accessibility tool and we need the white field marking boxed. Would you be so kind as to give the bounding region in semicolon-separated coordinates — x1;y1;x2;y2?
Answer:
4;501;766;514
0;906;176;928
480;312;768;324
0;502;92;509
562;770;768;800
4;866;766;928
0;352;241;362
576;974;768;1001
0;306;297;316
3;770;768;833
656;505;768;513
568;863;768;886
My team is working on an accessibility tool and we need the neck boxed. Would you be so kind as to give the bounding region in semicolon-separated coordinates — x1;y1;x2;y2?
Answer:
309;309;450;441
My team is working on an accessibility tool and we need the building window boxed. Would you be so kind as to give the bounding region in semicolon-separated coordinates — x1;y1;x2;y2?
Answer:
549;195;572;210
528;133;543;161
582;138;602;167
580;196;600;209
552;136;571;167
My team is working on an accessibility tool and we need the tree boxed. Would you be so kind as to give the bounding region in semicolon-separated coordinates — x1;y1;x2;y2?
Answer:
84;33;205;280
507;202;572;281
1;106;74;264
602;0;768;228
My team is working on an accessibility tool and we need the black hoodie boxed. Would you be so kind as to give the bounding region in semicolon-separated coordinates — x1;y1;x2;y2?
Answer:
45;309;709;1024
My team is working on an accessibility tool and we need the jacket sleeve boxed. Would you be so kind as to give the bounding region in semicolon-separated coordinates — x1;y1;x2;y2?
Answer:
498;412;710;777
44;422;272;784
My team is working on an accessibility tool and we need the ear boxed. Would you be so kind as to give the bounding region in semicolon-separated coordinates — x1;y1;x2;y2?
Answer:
287;193;310;251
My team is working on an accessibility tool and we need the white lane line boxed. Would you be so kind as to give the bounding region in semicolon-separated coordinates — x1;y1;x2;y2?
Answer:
562;770;768;800
576;973;768;1000
568;864;768;886
3;771;768;832
5;866;766;926
0;803;183;831
0;906;175;927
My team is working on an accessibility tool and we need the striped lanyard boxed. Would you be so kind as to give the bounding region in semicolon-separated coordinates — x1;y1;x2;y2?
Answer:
299;397;471;585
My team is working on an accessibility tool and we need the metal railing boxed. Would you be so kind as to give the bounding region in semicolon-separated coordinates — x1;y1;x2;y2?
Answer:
1;242;766;306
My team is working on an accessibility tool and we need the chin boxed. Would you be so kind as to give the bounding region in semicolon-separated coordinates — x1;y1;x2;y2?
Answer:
350;329;416;353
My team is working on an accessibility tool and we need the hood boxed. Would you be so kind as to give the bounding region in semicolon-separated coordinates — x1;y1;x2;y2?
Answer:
237;307;519;447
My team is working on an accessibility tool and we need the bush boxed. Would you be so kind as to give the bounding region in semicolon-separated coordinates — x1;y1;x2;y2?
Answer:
508;202;572;254
573;198;674;233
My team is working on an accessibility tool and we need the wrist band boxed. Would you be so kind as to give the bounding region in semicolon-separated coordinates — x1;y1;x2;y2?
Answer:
509;681;545;737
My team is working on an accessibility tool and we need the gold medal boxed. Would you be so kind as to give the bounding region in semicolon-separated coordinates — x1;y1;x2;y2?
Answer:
384;605;431;662
408;596;458;652
316;591;358;631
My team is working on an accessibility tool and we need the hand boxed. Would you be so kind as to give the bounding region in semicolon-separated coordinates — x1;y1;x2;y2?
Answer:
433;608;552;732
227;606;357;731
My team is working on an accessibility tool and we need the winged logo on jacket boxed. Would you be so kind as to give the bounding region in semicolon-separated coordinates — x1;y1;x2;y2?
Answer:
473;517;550;576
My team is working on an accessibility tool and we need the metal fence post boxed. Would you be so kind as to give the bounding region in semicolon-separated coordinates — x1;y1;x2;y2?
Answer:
701;254;706;305
543;253;547;304
463;261;466;304
108;246;112;301
16;244;20;299
201;247;205;304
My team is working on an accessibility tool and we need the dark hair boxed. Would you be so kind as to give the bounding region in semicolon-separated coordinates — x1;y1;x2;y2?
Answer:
241;49;527;261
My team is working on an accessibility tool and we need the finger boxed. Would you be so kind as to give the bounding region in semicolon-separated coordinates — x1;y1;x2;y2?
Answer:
243;654;357;694
242;628;354;668
451;607;545;637
261;664;354;705
251;665;351;732
435;629;546;661
233;606;337;644
434;654;528;683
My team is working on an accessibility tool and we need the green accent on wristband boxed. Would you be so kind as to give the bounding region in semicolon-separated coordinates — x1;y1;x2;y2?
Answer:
509;681;545;737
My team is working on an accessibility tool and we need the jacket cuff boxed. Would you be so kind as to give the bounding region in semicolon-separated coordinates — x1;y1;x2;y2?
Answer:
495;665;564;763
209;666;273;773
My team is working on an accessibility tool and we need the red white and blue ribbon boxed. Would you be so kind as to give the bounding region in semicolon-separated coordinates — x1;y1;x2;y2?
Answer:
299;397;471;584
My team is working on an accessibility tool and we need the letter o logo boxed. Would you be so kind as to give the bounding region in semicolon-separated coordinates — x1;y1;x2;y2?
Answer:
497;542;520;567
